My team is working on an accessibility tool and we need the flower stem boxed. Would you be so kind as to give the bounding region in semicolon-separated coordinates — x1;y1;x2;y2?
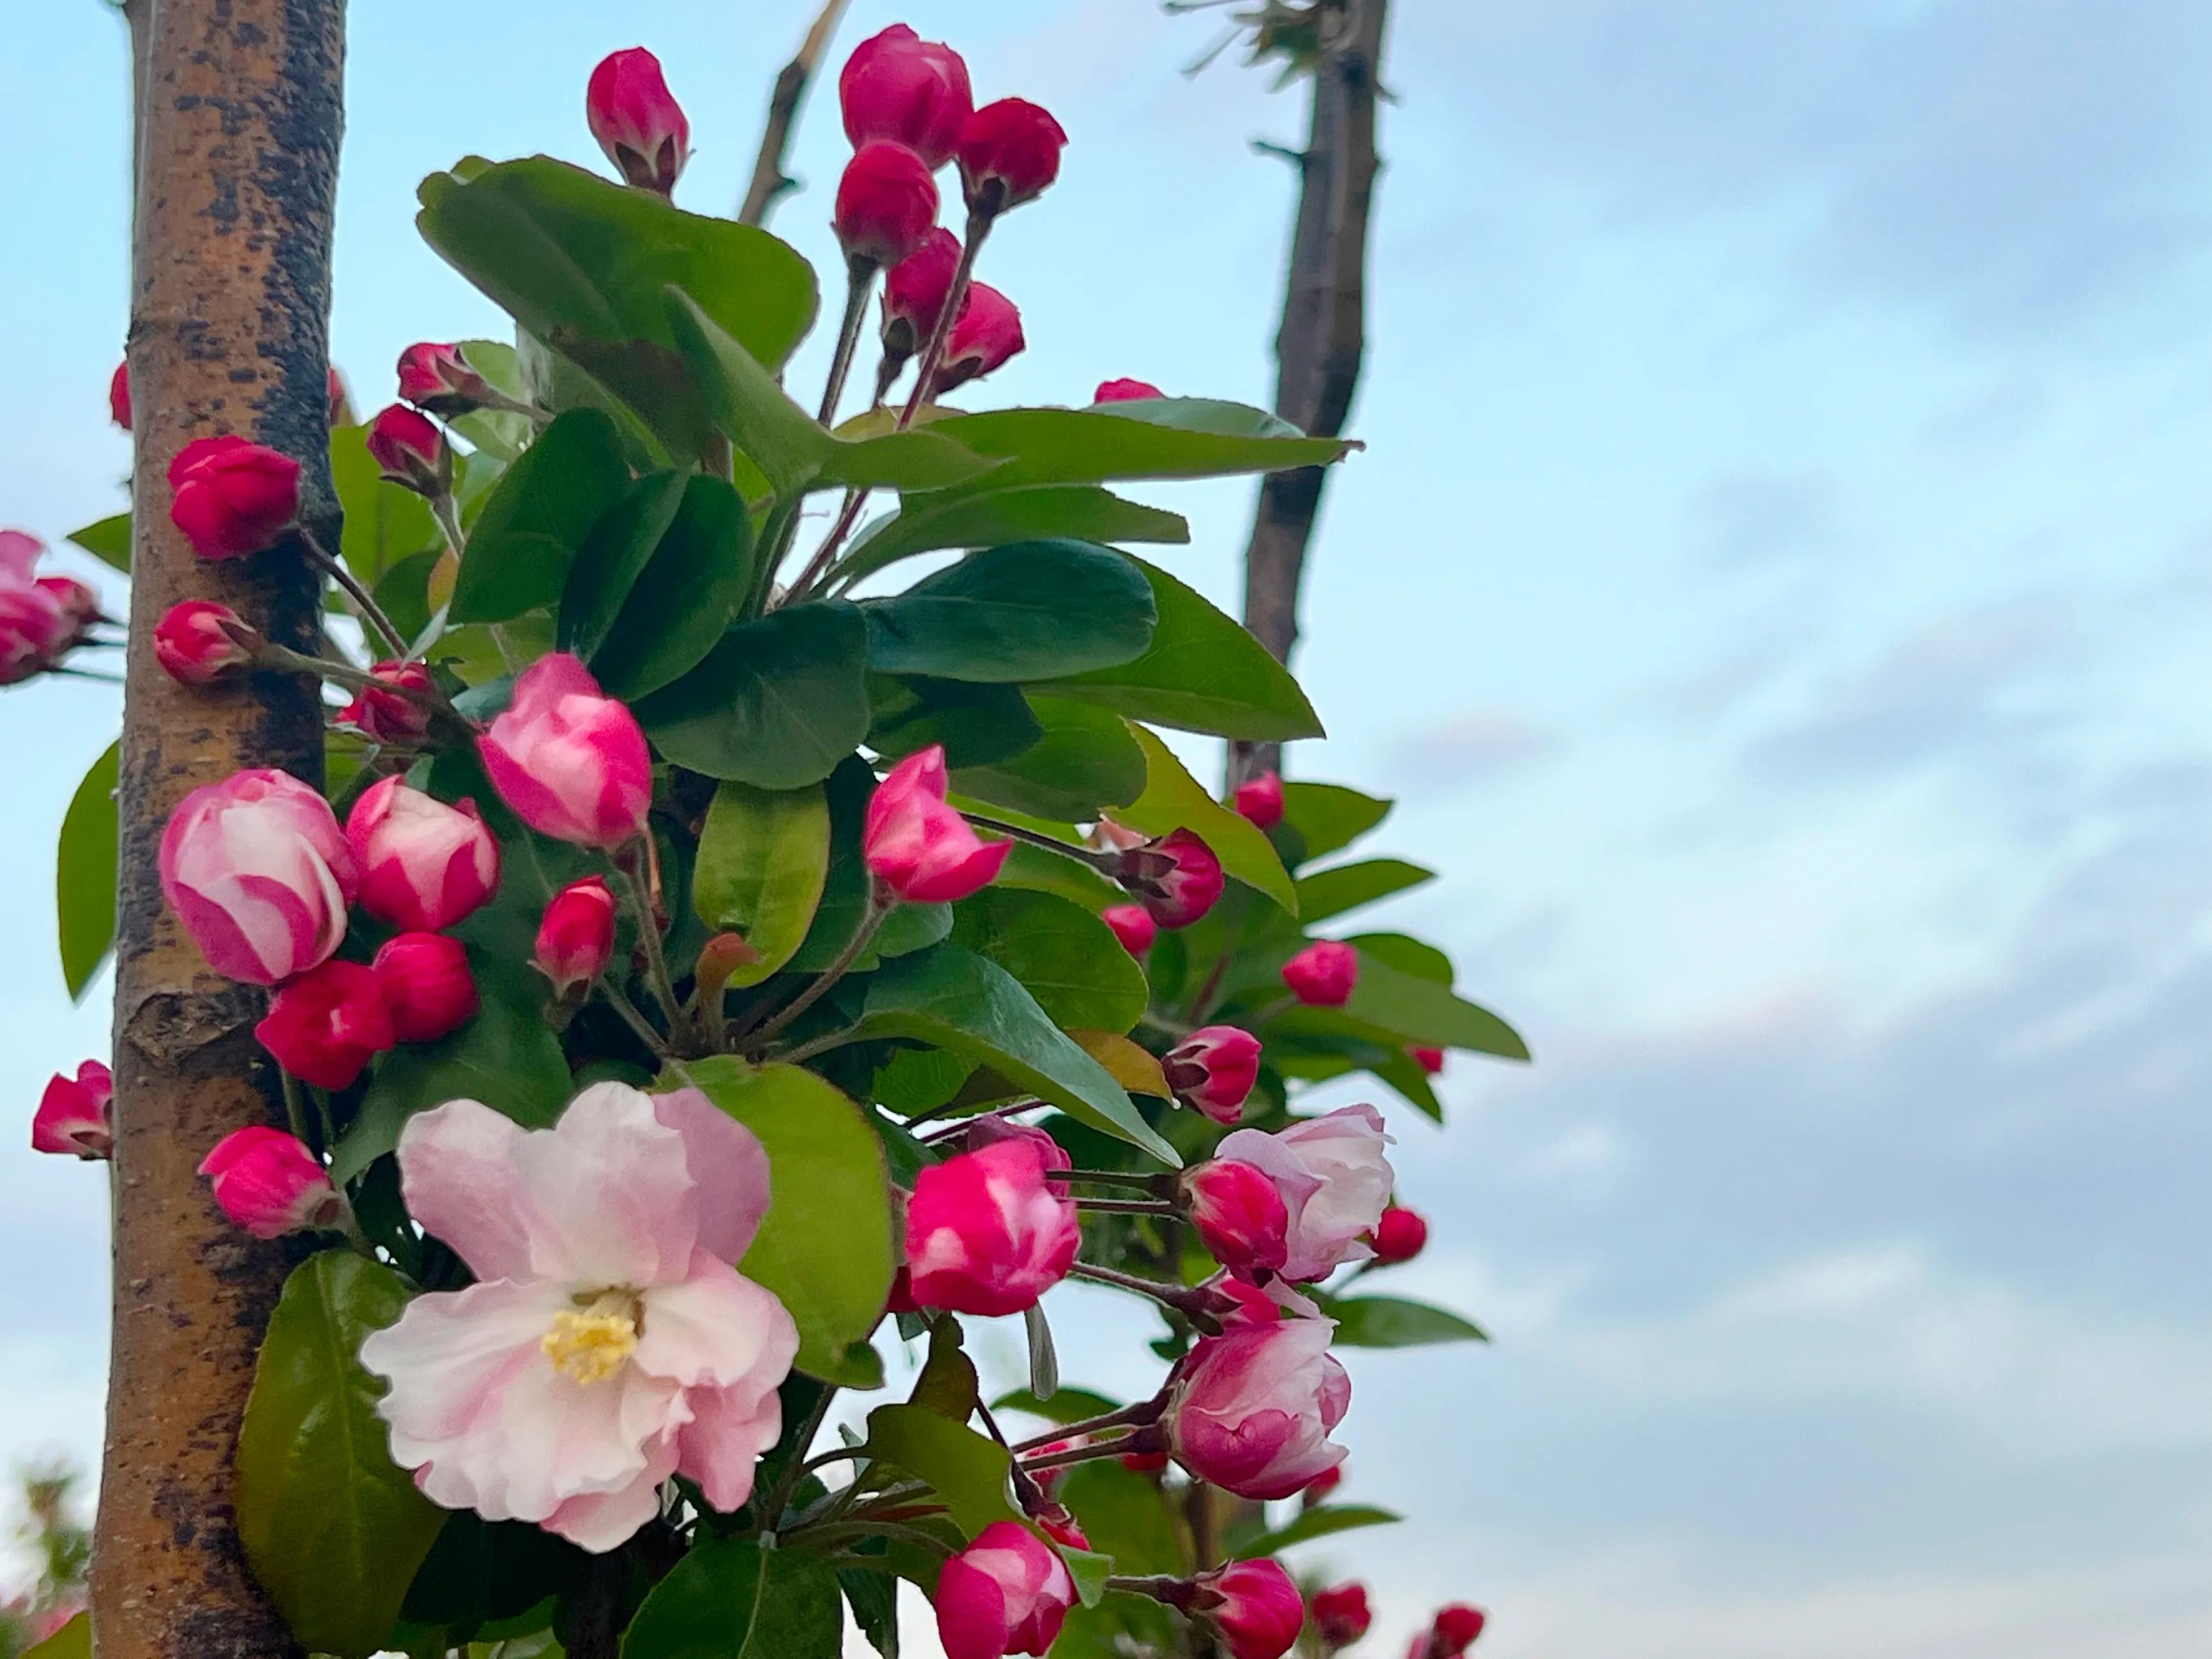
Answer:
300;532;407;658
818;257;877;425
1074;1197;1176;1216
748;892;891;1051
616;850;689;1048
898;209;990;428
782;489;868;605
1018;1431;1156;1475
760;1384;841;1534
1010;1396;1165;1454
429;490;467;560
963;814;1116;866
592;976;672;1060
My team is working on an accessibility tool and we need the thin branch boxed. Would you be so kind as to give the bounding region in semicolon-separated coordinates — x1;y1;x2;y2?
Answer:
739;0;855;227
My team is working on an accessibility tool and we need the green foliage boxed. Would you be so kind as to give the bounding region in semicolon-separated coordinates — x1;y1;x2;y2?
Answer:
836;486;1188;586
1319;1293;1491;1347
948;888;1149;1034
1116;726;1296;912
636;602;871;787
333;424;443;586
54;741;117;999
64;513;130;573
448;409;632;623
860;541;1158;683
621;1538;844;1659
1234;1503;1402;1556
951;695;1148;821
693;781;831;988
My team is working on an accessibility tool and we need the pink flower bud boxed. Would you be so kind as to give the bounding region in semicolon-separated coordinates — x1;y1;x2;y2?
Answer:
966;1116;1071;1185
1217;1105;1395;1282
109;360;132;430
1120;1446;1169;1473
160;768;358;985
1192;1559;1305;1659
586;47;690;195
1282;939;1358;1006
336;658;436;746
1094;377;1163;403
958;98;1068;216
933;1520;1076;1659
1426;1606;1487;1658
1183;1159;1290;1276
1115;828;1223;930
534;875;617;994
364;403;451;497
197;1126;349;1239
840;24;974;170
478;653;653;851
834;139;941;269
930;282;1025;397
153;600;261;685
1303;1463;1344;1502
881;227;964;367
905;1139;1080;1317
1167;1318;1349;1499
1372;1204;1428;1264
254;958;395;1089
0;534;98;684
1163;1025;1262;1124
1037;1511;1089;1552
1410;1044;1445;1075
1232;769;1284;829
32;1061;113;1160
372;932;479;1044
1100;903;1156;955
167;435;301;560
863;745;1010;903
344;775;500;933
1310;1582;1372;1649
396;342;497;416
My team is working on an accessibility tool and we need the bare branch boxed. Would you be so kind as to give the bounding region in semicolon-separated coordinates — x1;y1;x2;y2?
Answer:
739;0;856;227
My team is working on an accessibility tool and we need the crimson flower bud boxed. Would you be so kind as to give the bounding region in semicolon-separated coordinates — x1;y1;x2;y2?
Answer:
160;769;358;985
534;875;616;995
254;959;396;1090
885;1266;920;1317
958;98;1068;216
1115;828;1223;929
1100;903;1156;956
840;24;973;170
372;932;479;1044
198;1126;349;1239
1426;1605;1487;1658
1213;1275;1295;1329
1282;939;1358;1006
364;403;451;498
1232;769;1284;829
835;139;941;270
933;1520;1075;1659
167;435;301;560
1037;1511;1089;1552
1304;1464;1344;1502
904;1140;1080;1317
31;1061;113;1160
1094;377;1163;404
586;47;690;195
345;776;500;932
966;1116;1072;1186
1218;1105;1395;1282
930;282;1025;397
1120;1446;1169;1473
336;658;436;746
153;600;262;685
479;653;653;851
881;228;963;372
397;342;498;416
1191;1559;1305;1659
1183;1159;1290;1276
1163;1025;1262;1125
1167;1319;1350;1499
863;745;1010;903
109;360;132;430
1372;1204;1428;1264
1310;1582;1372;1649
0;533;87;686
1410;1044;1445;1075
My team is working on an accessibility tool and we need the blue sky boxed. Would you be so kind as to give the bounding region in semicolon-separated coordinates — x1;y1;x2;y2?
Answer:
5;1;2212;1653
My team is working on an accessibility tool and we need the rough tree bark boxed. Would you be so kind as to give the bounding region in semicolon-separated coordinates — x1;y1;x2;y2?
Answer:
738;0;854;227
93;3;347;1656
1235;0;1389;784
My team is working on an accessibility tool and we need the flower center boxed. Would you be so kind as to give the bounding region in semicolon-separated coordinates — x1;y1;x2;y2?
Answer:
541;1289;640;1385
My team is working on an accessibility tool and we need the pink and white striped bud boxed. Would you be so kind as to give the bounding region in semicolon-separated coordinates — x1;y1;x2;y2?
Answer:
1182;1159;1290;1276
534;875;617;995
904;1140;1080;1317
1216;1105;1395;1282
1166;1318;1350;1500
153;600;262;685
862;745;1009;903
965;1116;1071;1186
586;48;690;195
1115;828;1223;930
932;1521;1076;1659
1281;939;1358;1007
31;1061;113;1160
478;653;653;851
254;959;395;1090
345;776;500;933
372;932;480;1044
159;768;358;986
1162;1025;1262;1125
198;1126;349;1239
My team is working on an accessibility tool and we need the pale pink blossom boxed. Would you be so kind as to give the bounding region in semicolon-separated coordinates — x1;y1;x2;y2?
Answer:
1215;1105;1395;1282
1166;1317;1350;1499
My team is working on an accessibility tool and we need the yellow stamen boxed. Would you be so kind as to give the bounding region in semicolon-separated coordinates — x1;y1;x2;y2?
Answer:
542;1291;640;1385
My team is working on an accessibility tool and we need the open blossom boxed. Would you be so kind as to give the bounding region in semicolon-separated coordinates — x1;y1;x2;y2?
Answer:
1167;1317;1350;1500
934;1521;1076;1659
199;1127;348;1239
1217;1105;1395;1282
32;1061;113;1159
479;653;653;851
360;1084;799;1552
1192;1559;1305;1659
345;775;499;932
255;959;395;1089
1163;1025;1261;1124
1282;939;1358;1006
167;435;300;560
337;658;435;745
1311;1582;1372;1648
863;745;1008;902
586;47;689;195
904;1139;1079;1317
1115;828;1223;930
840;24;973;169
160;768;358;985
1;533;95;685
534;876;617;994
1232;769;1284;830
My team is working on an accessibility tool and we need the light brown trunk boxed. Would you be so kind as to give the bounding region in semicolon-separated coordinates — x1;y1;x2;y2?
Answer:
93;3;346;1655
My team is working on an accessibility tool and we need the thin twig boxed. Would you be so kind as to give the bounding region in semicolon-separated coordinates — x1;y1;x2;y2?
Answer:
748;894;891;1050
739;0;855;225
300;533;407;658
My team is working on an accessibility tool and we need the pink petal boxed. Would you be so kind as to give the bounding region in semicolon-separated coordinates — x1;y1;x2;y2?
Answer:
676;1377;787;1513
542;1432;681;1552
393;1100;536;1282
633;1255;798;1391
508;1082;701;1286
652;1089;772;1263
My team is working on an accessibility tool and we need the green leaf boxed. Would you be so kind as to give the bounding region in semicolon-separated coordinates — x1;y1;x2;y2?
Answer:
870;676;1044;769
862;542;1157;683
331;423;443;588
990;1386;1121;1425
374;549;441;646
65;513;131;573
916;404;1351;493
1059;1460;1181;1575
1344;949;1529;1061
557;469;690;658
857;946;1177;1163
56;741;118;999
621;1536;843;1659
990;839;1125;911
1319;1293;1489;1347
635;602;870;787
1280;782;1391;865
1116;725;1296;913
1296;858;1436;924
953;695;1148;821
1040;557;1324;741
582;474;757;699
416;157;817;461
237;1252;445;1657
837;485;1190;587
674;1058;893;1385
693;782;830;989
448;409;632;623
1347;930;1455;983
1266;1012;1445;1122
949;888;1148;1034
840;1567;900;1659
1234;1503;1402;1557
861;1404;1022;1537
22;1613;87;1658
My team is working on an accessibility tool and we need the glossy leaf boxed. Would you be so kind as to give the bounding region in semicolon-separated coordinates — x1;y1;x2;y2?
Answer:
1295;858;1436;925
65;513;131;573
1345;949;1529;1061
56;741;117;999
840;1568;901;1659
621;1536;843;1659
953;695;1148;821
869;676;1043;769
1115;725;1296;913
237;1252;445;1658
1060;1460;1180;1574
789;757;950;973
1347;930;1455;983
635;601;871;787
331;424;443;587
835;485;1190;587
916;403;1351;493
582;474;756;699
1234;1503;1402;1557
374;550;440;646
447;409;631;623
1279;782;1391;865
861;541;1157;683
991;1386;1121;1425
949;888;1148;1034
1069;1030;1172;1098
1319;1292;1489;1346
693;782;830;988
862;1404;1022;1537
557;469;689;659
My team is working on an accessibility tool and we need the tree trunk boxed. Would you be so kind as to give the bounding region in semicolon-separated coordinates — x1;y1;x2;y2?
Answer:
93;3;347;1656
1235;0;1388;784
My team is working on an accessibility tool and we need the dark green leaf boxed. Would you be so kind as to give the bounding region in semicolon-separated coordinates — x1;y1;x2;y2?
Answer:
1280;782;1391;865
1347;930;1455;983
949;888;1148;1034
65;513;131;573
953;695;1148;821
401;1514;585;1632
558;469;689;658
1116;725;1296;913
448;409;632;623
237;1252;445;1657
693;782;830;989
840;1567;900;1659
56;741;118;999
331;425;442;587
917;404;1351;493
1093;396;1305;437
861;541;1156;683
373;550;441;646
1319;1292;1489;1346
836;485;1189;587
990;839;1125;911
1234;1503;1402;1557
869;676;1043;769
621;1537;842;1659
636;602;870;787
586;474;756;699
1296;859;1436;925
1345;949;1529;1060
911;1320;983;1421
861;1405;1022;1537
